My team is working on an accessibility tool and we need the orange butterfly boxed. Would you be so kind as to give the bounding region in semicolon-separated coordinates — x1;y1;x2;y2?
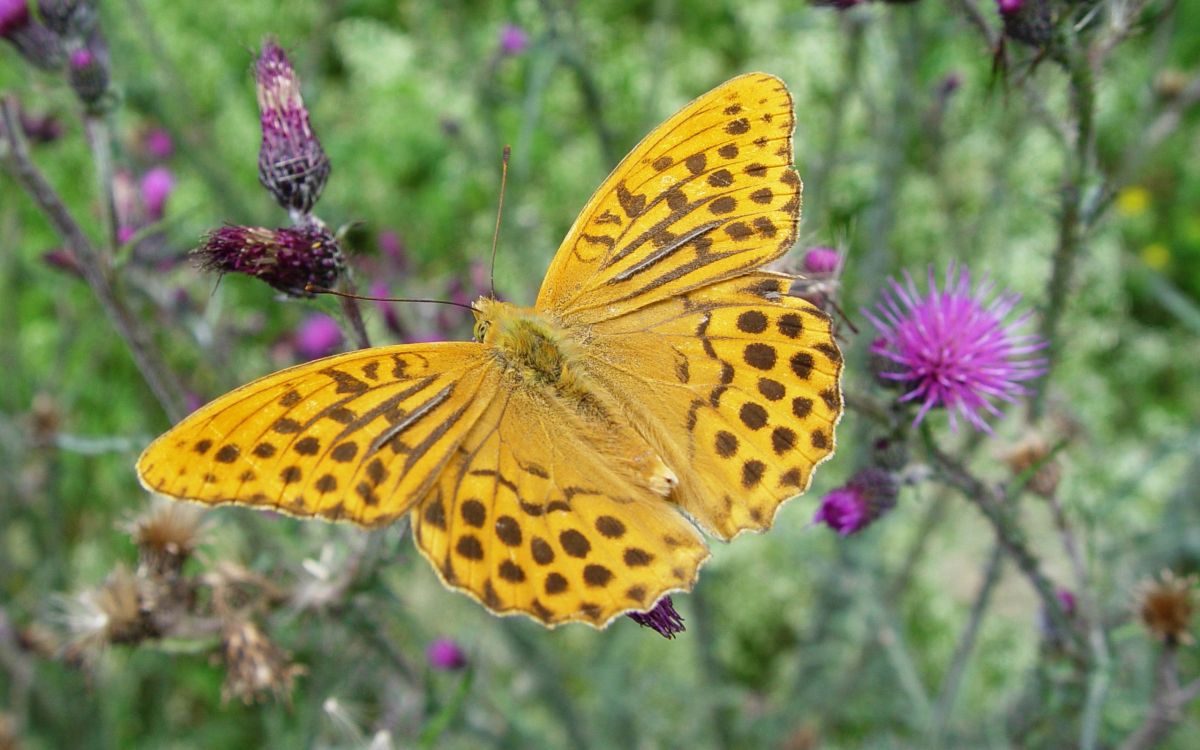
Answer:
138;73;844;628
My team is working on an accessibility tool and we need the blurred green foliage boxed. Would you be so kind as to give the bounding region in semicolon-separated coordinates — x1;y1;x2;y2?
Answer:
3;1;1200;748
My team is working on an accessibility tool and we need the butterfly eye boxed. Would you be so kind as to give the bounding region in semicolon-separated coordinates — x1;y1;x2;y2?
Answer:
473;320;490;341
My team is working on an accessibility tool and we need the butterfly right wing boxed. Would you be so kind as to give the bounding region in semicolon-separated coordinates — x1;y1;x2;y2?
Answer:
137;343;496;528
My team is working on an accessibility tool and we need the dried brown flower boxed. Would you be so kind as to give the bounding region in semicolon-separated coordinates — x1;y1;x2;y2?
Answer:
1135;569;1197;646
1002;433;1061;498
220;619;304;705
61;565;153;663
128;502;206;578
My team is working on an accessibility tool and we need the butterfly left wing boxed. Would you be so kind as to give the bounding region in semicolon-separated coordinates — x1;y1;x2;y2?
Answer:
137;344;495;527
411;379;709;627
535;72;799;322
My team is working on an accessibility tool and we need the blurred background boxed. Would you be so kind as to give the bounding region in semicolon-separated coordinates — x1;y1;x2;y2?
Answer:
2;1;1200;748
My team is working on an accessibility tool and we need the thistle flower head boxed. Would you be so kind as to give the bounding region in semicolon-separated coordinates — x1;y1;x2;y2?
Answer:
193;224;344;297
498;24;529;55
1001;433;1061;498
0;0;29;37
138;166;175;221
2;1;62;70
255;39;330;215
1135;570;1197;646
128;502;205;578
67;45;109;106
221;619;304;704
627;596;686;638
863;263;1046;433
813;467;898;536
293;313;343;360
802;246;841;275
60;565;149;663
426;638;467;670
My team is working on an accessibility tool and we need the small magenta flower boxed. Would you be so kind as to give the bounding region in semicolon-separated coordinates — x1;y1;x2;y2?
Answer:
255;40;330;215
498;24;529;56
802;246;841;275
294;314;342;361
863;264;1046;433
427;638;467;670
0;0;30;38
139;166;175;220
628;596;685;639
194;224;344;297
996;0;1022;12
143;128;174;160
813;468;898;536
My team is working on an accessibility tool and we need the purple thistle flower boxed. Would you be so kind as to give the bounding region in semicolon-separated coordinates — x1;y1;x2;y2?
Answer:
143;128;174;160
139;166;175;220
193;224;344;297
426;638;467;670
813;467;898;536
377;229;408;273
293;314;342;361
996;0;1022;13
255;40;330;215
498;24;529;56
0;0;30;37
802;246;841;275
627;596;686;639
863;264;1046;433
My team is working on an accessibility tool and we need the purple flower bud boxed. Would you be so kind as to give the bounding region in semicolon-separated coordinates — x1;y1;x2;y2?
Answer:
802;246;841;275
1057;589;1077;616
2;1;62;70
862;263;1046;433
426;638;467;670
255;40;330;215
293;314;342;361
67;46;109;106
498;24;529;56
627;596;686;639
19;111;63;143
116;225;136;244
193;224;345;297
813;468;898;536
139;166;175;220
143;128;174;160
996;0;1022;13
42;248;84;278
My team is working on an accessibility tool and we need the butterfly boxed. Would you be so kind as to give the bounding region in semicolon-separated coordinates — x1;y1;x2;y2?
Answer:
137;73;844;628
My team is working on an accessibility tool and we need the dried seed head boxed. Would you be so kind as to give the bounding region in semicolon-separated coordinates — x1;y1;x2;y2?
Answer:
221;619;304;705
1135;570;1197;646
1001;433;1061;498
61;565;150;663
128;502;205;578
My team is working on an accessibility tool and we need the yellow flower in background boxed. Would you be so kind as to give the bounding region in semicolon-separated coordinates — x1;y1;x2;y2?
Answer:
1116;186;1151;217
1141;243;1170;270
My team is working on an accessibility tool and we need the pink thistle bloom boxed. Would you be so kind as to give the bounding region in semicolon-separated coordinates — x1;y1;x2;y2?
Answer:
802;246;841;275
143;128;174;160
293;314;342;361
0;0;29;38
813;468;897;536
255;39;330;214
498;24;529;55
996;0;1022;12
863;264;1046;433
426;638;467;670
194;224;344;297
139;166;175;220
627;596;685;639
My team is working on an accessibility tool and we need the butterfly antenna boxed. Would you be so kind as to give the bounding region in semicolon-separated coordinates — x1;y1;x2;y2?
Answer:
489;145;511;299
305;284;477;313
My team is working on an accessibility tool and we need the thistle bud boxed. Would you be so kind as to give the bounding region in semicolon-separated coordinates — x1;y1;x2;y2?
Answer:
67;46;109;106
813;467;898;536
1;1;63;70
255;40;330;215
193;224;344;297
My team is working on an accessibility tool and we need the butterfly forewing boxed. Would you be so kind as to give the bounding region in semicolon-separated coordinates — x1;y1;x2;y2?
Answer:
137;344;494;527
536;73;799;321
411;383;709;627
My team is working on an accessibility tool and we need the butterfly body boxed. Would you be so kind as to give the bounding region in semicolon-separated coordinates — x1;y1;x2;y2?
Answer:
139;73;844;627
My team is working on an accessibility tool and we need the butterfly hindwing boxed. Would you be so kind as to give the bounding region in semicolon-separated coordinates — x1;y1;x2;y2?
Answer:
411;380;709;627
137;344;494;527
536;73;799;322
581;273;843;540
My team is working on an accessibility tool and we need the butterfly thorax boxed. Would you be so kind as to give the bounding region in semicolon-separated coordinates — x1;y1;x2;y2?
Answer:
473;297;593;399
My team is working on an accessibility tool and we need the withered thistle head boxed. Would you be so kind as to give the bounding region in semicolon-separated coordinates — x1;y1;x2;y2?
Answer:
255;39;330;215
194;224;344;297
61;565;150;663
221;619;304;705
1135;569;1197;646
128;502;205;578
1002;433;1061;498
